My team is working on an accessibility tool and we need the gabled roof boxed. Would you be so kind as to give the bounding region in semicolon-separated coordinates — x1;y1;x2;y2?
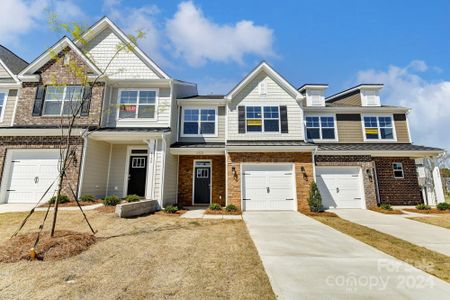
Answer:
18;36;102;80
77;16;170;79
225;61;303;100
0;45;28;75
326;84;383;102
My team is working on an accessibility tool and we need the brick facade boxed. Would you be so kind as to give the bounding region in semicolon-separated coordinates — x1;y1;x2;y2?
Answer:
177;155;226;207
226;152;314;211
14;47;104;127
0;136;84;200
315;155;378;208
374;157;423;205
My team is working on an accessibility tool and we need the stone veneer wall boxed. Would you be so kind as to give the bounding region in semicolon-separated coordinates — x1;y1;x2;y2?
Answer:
374;157;422;205
177;155;226;207
314;155;378;209
226;152;314;211
14;47;104;127
0;136;84;200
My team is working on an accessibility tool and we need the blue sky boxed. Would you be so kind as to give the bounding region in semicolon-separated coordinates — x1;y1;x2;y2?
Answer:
1;0;449;151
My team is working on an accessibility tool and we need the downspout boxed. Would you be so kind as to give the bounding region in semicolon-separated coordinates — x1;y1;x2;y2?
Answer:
373;163;381;205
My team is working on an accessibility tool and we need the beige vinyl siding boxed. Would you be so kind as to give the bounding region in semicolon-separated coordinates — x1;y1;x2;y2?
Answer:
84;27;161;79
330;92;362;106
228;73;304;140
107;144;127;197
178;106;226;143
103;87;171;127
0;89;17;127
337;119;364;142
80;139;110;198
395;119;410;143
0;64;12;78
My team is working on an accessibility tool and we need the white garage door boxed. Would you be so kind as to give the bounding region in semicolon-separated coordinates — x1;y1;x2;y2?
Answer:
242;164;296;211
3;150;60;204
316;167;365;209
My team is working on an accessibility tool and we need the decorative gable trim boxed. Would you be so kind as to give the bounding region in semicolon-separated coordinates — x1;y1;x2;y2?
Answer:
18;37;102;82
0;59;20;85
225;61;303;101
77;17;169;79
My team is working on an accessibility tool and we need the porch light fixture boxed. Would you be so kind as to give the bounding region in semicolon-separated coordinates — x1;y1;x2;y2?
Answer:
232;164;238;180
366;168;373;182
300;166;307;179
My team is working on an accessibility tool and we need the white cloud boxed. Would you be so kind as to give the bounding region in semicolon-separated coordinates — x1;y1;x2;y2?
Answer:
357;61;450;151
166;1;274;67
0;0;49;43
53;0;88;21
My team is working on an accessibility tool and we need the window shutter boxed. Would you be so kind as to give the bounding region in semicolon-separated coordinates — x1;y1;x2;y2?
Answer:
80;85;92;116
238;106;246;133
280;105;288;133
32;85;46;116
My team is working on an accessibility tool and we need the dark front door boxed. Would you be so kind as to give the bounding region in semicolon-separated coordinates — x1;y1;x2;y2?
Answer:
128;156;147;196
194;164;211;204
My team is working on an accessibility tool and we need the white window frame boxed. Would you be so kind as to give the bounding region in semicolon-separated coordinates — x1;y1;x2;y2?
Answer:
0;89;8;122
361;114;397;142
393;162;404;179
42;85;84;116
180;106;218;137
304;114;338;141
245;105;281;134
116;88;159;121
258;81;267;96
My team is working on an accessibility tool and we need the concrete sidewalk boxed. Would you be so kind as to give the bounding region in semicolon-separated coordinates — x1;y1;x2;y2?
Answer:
244;211;450;300
0;203;103;214
333;209;450;257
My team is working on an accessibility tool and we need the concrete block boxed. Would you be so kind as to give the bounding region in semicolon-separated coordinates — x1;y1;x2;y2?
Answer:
115;199;158;218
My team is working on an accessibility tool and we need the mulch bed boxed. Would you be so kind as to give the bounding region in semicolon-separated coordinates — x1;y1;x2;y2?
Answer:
0;230;96;263
155;210;188;216
204;209;241;215
39;200;103;208
370;208;403;215
403;208;450;214
299;209;338;217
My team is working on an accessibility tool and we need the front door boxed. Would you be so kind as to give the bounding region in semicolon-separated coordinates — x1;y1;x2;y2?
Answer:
128;156;147;196
194;161;211;204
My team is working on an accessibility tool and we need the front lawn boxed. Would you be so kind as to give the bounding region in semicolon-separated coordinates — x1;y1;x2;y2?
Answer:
0;210;274;299
309;214;450;283
409;214;450;230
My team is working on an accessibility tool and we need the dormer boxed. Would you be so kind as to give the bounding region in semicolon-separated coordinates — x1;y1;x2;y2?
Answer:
326;84;383;107
298;84;328;107
360;85;383;107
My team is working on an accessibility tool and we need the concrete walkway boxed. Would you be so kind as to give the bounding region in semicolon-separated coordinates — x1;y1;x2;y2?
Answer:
333;209;450;257
244;211;450;300
0;203;103;214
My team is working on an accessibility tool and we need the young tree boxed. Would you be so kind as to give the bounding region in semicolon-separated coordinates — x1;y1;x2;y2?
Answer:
307;182;323;212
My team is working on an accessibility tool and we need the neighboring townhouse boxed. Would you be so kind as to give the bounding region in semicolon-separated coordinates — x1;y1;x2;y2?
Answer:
171;62;443;211
0;17;196;208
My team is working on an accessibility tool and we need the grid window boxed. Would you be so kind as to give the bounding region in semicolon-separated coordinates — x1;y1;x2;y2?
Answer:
393;162;404;179
246;106;280;132
182;108;216;136
0;91;6;119
305;116;336;140
363;116;394;140
118;90;157;119
43;86;83;116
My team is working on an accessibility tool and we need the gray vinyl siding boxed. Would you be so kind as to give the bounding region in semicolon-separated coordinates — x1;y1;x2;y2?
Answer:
80;139;110;198
0;64;11;78
162;141;178;206
103;87;171;127
107;144;127;197
228;73;304;140
178;106;226;143
0;89;17;127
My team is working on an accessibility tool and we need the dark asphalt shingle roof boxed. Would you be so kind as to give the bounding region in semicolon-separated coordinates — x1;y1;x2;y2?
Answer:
227;140;312;146
92;127;171;132
178;95;225;100
171;142;225;148
0;45;28;75
317;143;443;152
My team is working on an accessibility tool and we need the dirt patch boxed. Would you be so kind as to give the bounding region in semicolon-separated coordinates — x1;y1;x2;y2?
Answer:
204;209;242;215
155;210;188;216
403;208;450;214
39;200;103;208
370;208;403;215
95;205;115;213
0;230;96;263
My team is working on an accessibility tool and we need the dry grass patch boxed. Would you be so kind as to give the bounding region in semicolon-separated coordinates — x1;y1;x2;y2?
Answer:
0;210;274;299
403;208;450;214
311;215;450;283
409;214;450;230
370;208;403;215
39;200;103;208
205;209;242;215
155;209;188;216
299;208;338;217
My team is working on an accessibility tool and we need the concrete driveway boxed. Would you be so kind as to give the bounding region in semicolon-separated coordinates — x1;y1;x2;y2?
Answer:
333;209;450;257
244;212;450;300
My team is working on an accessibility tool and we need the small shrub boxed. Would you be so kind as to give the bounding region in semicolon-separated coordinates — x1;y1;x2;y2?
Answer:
308;182;322;212
209;203;222;211
125;194;140;203
164;205;178;214
416;204;431;210
225;204;238;212
79;194;96;202
103;195;120;206
48;195;70;204
437;202;450;211
380;203;393;211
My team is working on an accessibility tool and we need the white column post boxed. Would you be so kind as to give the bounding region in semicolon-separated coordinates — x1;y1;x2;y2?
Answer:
144;139;156;200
